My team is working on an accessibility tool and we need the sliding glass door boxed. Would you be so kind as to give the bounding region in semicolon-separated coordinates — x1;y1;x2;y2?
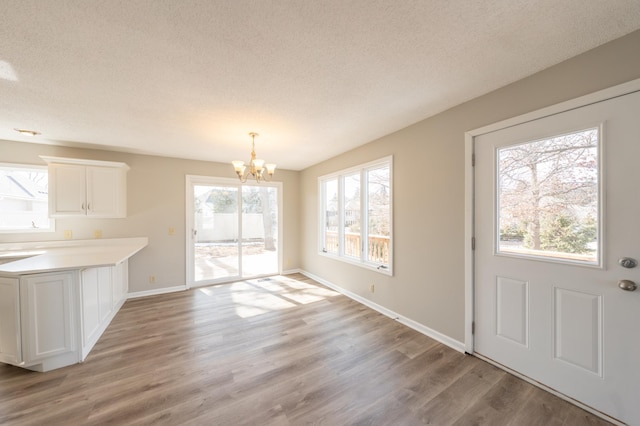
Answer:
186;176;281;287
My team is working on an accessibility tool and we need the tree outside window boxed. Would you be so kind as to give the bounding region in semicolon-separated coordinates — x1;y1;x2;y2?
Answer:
498;128;599;263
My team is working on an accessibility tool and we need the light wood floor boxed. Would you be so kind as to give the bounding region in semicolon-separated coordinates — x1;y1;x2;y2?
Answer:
0;273;611;425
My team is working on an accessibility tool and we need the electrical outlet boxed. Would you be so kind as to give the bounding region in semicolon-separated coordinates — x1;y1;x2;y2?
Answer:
169;227;176;236
369;284;375;293
94;229;102;239
149;275;156;283
64;230;73;239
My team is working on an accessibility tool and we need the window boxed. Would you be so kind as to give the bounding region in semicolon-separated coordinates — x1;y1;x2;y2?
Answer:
319;156;392;274
497;128;599;265
0;163;54;233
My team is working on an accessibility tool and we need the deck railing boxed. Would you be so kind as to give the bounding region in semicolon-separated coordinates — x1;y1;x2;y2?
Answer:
325;231;390;264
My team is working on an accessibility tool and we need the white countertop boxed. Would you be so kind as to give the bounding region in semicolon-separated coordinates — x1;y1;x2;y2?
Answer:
0;237;148;275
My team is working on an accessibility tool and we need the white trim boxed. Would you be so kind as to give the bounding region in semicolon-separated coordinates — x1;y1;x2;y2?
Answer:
317;155;393;276
127;285;186;299
464;77;640;354
185;175;283;288
281;268;301;275
464;134;474;353
300;270;465;353
492;125;603;269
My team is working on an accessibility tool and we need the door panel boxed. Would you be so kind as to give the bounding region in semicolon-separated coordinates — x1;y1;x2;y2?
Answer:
193;184;240;283
553;288;602;375
495;276;528;346
474;90;640;424
241;186;278;278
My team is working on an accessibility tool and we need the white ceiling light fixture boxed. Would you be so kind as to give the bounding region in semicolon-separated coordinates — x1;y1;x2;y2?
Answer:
231;132;276;183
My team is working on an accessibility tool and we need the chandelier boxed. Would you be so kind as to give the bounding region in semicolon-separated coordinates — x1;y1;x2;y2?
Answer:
231;132;276;183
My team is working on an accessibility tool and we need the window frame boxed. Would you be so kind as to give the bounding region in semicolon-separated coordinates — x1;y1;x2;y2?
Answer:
0;162;55;234
494;125;602;268
318;156;393;276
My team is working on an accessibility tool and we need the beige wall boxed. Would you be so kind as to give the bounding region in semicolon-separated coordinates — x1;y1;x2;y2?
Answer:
299;30;640;343
0;142;300;293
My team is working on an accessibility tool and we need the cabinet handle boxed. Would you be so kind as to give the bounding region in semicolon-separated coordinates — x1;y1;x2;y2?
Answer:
82;203;85;210
87;203;91;211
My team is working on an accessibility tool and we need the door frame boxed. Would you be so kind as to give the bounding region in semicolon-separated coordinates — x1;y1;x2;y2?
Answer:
185;175;283;289
464;77;640;354
463;79;640;424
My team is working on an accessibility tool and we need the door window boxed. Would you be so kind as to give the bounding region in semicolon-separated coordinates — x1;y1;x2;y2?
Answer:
497;128;600;265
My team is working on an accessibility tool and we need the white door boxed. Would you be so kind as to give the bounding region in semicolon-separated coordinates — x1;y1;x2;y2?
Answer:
474;89;640;424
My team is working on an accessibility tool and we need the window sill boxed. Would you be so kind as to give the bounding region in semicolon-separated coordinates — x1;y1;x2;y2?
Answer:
319;251;393;276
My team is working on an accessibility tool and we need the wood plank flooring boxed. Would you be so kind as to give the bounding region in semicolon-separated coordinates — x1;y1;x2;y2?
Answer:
0;273;611;425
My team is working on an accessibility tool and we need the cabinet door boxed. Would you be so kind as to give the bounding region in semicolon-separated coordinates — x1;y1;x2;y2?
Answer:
97;267;113;322
81;268;100;346
49;164;86;216
81;266;112;345
112;261;128;308
0;277;22;365
86;166;126;217
22;272;76;363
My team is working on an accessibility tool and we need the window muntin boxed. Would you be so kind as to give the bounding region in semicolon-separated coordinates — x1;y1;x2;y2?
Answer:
0;164;54;233
319;156;392;274
323;178;339;254
497;128;599;265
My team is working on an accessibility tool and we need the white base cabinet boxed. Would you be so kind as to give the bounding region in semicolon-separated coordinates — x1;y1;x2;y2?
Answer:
80;262;127;360
0;262;129;372
21;271;78;371
0;277;21;365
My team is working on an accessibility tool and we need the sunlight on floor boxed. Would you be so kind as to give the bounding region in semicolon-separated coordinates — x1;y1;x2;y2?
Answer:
197;275;340;318
230;281;296;318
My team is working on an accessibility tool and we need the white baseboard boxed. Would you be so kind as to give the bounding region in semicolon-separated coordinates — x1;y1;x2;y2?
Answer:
127;285;187;299
300;270;465;353
281;268;302;275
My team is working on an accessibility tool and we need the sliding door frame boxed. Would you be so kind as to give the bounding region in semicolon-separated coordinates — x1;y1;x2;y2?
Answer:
185;175;283;288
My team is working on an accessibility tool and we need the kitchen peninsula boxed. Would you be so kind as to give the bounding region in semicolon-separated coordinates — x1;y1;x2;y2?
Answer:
0;237;147;372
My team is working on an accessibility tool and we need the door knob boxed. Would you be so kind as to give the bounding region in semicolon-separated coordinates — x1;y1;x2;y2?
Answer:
618;280;637;291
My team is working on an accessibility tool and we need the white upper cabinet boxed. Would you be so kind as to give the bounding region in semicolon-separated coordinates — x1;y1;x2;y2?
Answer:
42;156;129;218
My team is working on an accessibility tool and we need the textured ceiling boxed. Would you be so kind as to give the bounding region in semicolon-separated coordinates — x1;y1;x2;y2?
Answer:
1;1;639;170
